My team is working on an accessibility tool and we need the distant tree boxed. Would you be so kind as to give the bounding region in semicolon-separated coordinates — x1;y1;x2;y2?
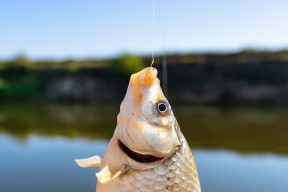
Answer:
9;55;31;68
109;54;145;74
240;48;258;53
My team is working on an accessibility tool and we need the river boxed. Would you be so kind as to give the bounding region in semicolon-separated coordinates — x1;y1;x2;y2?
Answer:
0;104;287;192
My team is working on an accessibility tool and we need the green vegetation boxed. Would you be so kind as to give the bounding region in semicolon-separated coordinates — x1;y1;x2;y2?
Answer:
109;54;145;74
2;50;288;71
0;104;287;155
1;50;288;105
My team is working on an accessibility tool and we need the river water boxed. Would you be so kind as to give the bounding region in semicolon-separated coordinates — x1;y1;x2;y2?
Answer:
0;104;287;192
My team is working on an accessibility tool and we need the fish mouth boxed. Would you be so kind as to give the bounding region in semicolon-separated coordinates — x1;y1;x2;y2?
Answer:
118;140;164;163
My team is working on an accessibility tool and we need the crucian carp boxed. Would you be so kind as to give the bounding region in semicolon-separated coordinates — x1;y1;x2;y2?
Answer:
75;67;201;192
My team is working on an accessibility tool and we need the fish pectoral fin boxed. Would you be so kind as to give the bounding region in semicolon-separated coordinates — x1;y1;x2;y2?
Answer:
75;155;102;168
96;164;126;184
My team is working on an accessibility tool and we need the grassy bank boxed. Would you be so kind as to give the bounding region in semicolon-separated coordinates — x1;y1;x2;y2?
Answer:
1;50;288;105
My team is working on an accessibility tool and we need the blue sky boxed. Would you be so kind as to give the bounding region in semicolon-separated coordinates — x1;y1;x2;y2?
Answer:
1;0;288;59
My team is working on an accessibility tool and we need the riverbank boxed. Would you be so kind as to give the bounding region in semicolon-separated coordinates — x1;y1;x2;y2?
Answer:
1;50;288;105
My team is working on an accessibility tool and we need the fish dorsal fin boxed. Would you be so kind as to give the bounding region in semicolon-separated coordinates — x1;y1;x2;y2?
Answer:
96;164;126;184
75;155;102;167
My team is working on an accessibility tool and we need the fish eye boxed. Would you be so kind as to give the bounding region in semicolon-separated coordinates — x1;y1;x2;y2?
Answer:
156;100;170;116
158;103;167;112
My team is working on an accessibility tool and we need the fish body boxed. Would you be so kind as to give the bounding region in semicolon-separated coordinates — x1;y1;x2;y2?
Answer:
96;132;200;192
76;67;201;192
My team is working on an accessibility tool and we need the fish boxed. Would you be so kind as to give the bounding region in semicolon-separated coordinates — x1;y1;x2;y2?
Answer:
75;67;201;192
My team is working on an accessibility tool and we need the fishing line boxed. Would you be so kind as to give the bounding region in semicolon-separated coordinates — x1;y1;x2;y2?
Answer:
162;54;168;97
150;0;168;97
150;0;155;66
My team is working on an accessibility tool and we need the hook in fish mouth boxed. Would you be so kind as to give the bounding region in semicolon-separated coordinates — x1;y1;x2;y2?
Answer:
118;140;164;163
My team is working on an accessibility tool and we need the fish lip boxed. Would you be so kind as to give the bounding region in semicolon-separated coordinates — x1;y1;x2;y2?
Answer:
117;140;164;163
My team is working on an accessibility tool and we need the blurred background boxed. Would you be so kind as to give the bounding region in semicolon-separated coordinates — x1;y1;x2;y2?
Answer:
1;0;288;192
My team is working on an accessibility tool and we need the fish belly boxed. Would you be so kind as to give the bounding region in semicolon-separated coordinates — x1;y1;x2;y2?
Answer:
96;134;201;192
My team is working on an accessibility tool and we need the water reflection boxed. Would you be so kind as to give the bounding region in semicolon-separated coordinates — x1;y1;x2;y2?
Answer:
0;104;288;192
0;134;105;192
197;150;288;192
1;135;288;192
1;104;287;154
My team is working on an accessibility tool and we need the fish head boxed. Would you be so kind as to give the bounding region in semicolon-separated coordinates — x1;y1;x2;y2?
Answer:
115;67;180;169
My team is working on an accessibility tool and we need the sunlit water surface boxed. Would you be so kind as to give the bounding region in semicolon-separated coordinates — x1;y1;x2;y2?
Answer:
0;104;288;192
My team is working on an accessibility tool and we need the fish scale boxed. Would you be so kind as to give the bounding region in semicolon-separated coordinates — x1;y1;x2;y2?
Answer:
97;132;201;192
